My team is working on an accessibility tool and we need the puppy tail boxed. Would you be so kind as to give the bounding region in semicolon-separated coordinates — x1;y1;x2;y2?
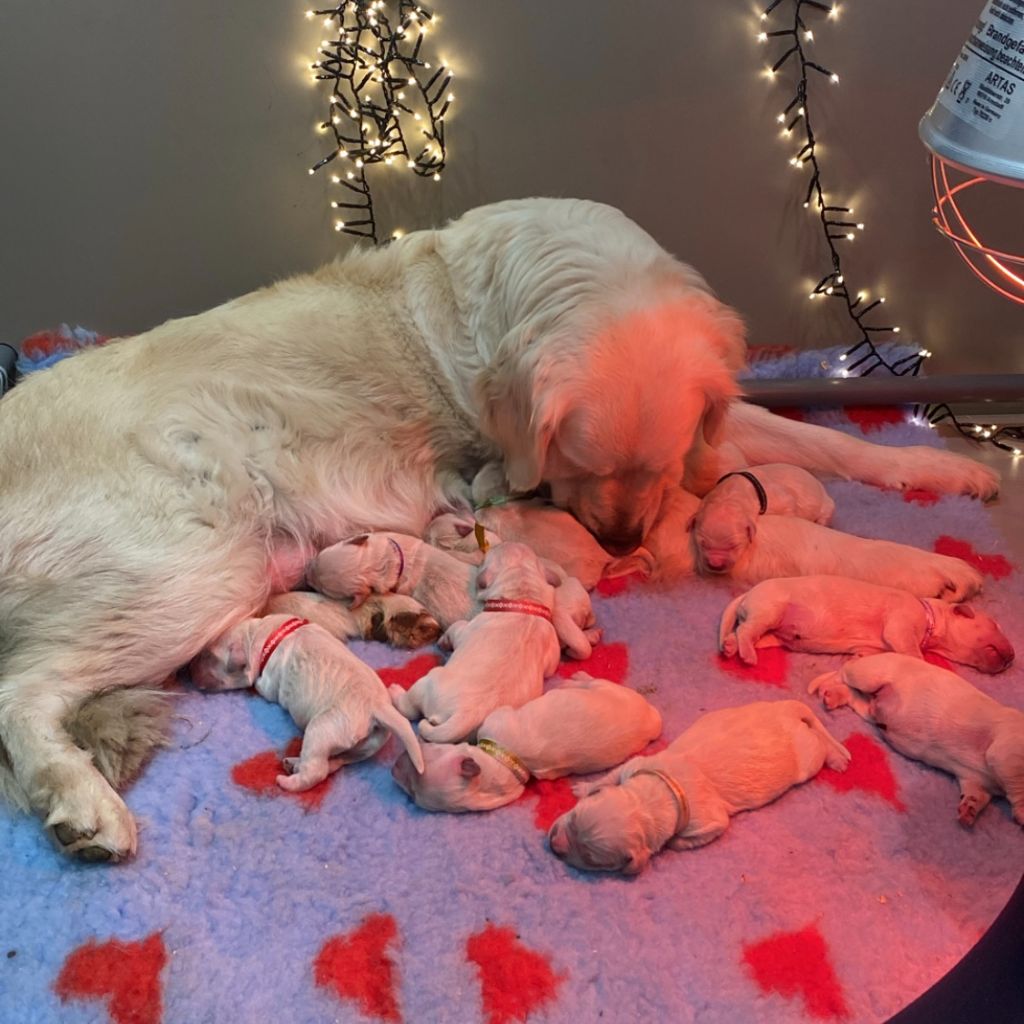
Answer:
718;593;744;654
375;703;425;774
801;707;852;772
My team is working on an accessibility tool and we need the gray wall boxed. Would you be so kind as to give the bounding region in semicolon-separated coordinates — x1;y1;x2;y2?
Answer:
1;0;1021;374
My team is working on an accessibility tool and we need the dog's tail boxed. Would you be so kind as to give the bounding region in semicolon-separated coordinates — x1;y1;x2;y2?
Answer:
375;702;425;774
718;593;744;653
0;686;173;811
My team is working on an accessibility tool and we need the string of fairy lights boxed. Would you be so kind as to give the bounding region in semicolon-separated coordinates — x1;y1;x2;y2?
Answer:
757;0;1022;457
305;0;453;244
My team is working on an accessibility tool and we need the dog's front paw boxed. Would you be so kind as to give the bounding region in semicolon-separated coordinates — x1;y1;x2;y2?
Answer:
46;784;137;863
883;447;999;500
720;634;738;659
820;681;852;712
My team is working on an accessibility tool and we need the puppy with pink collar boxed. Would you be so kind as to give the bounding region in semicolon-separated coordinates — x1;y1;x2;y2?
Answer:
719;575;1013;672
389;542;562;743
191;614;424;791
391;673;662;812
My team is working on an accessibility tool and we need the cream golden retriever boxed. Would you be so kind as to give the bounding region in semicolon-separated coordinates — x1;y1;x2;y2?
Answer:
0;197;998;860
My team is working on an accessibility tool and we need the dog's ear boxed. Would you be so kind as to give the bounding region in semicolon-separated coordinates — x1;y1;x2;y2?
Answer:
953;603;976;618
348;534;370;546
454;521;474;538
459;757;481;779
542;561;565;588
348;585;370;609
745;521;756;543
686;515;697;533
476;344;561;493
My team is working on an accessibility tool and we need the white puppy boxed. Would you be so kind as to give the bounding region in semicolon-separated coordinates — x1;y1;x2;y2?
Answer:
424;502;653;588
265;590;442;649
308;531;477;629
389;543;561;743
809;653;1024;827
691;464;835;572
391;673;662;812
547;700;850;874
719;576;1013;672
190;614;424;791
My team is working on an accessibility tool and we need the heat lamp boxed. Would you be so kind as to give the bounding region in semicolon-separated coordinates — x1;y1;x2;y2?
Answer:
919;0;1024;304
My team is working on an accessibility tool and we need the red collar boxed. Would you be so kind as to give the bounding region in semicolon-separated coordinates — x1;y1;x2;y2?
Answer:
482;598;552;622
257;617;309;678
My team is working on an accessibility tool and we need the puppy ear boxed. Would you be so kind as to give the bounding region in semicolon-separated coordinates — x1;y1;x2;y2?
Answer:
459;757;481;778
348;534;370;546
454;521;474;538
746;521;756;543
686;515;696;533
348;586;370;609
953;603;976;618
542;561;566;587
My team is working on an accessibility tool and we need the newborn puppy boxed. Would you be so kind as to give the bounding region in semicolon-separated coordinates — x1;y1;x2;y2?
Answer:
422;516;602;658
308;531;477;629
265;590;442;649
548;700;850;874
389;543;562;743
643;486;981;600
191;614;424;791
424;502;652;588
720;576;1013;672
391;673;662;812
809;653;1024;827
691;464;835;572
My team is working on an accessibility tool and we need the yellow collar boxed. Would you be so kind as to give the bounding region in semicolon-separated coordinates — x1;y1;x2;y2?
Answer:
631;768;690;834
476;738;531;785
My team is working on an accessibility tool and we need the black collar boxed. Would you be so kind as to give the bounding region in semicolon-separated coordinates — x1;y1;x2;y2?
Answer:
715;471;768;515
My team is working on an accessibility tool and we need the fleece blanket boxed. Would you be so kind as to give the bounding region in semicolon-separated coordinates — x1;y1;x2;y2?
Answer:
0;341;1022;1024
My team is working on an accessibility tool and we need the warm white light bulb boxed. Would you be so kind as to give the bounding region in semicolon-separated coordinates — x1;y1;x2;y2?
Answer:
757;31;768;42
335;221;345;231
805;30;813;40
433;172;441;181
893;326;901;333
831;73;840;83
846;232;854;240
331;174;340;183
839;353;847;361
857;222;865;230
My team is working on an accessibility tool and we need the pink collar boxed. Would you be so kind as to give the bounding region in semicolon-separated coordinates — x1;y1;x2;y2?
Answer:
920;599;936;645
257;617;309;678
482;598;553;622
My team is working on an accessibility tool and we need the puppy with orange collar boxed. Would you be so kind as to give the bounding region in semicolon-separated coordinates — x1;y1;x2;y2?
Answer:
389;542;562;743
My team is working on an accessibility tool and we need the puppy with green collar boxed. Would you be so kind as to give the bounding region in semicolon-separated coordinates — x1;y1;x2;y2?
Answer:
391;673;661;812
548;700;850;875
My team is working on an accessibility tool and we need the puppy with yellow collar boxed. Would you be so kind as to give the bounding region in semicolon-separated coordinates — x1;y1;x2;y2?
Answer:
548;700;850;874
391;673;662;812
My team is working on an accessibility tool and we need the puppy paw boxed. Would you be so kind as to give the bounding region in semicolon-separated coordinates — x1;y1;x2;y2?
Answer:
821;682;852;711
47;786;137;864
825;743;852;772
720;634;738;659
957;794;983;828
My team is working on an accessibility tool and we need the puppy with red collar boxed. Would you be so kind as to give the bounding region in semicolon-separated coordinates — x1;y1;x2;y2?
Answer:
719;575;1013;673
191;614;424;791
389;542;562;743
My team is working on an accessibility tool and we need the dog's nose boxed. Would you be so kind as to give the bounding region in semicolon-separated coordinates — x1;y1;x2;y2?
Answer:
599;530;644;557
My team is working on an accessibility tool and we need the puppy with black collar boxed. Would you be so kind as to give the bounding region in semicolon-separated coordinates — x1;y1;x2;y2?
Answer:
548;700;850;874
690;464;835;573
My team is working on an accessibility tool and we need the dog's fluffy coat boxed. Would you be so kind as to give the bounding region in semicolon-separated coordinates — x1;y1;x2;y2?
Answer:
0;197;999;859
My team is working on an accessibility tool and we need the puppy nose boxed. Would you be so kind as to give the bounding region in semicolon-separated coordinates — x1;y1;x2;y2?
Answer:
548;823;569;856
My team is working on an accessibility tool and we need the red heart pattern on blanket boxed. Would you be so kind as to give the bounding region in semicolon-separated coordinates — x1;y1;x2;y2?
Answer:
934;535;1013;579
715;648;791;688
844;405;906;433
231;736;333;811
314;913;402;1022
554;642;629;683
595;572;643;597
741;922;850;1020
465;924;565;1024
816;732;907;811
55;932;167;1024
517;778;578;832
377;653;443;690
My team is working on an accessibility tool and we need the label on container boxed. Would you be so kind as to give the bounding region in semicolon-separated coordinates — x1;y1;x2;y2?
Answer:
936;0;1024;140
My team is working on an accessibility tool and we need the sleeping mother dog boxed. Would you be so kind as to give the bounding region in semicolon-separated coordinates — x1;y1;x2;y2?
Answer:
0;197;999;861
